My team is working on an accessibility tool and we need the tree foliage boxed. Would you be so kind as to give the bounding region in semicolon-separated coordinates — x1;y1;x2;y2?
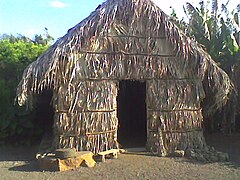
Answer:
171;1;240;133
0;32;52;144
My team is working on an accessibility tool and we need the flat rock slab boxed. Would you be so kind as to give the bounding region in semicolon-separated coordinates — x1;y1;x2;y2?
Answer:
98;149;120;162
38;151;96;172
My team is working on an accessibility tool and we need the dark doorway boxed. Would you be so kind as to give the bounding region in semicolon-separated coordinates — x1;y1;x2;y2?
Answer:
117;80;147;148
36;89;54;151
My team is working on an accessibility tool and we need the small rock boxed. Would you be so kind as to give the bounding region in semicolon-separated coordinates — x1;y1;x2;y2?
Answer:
184;149;194;158
194;149;201;154
191;153;197;158
209;155;218;162
204;154;211;162
205;150;211;155
210;147;215;152
195;154;207;162
225;153;229;161
217;152;229;162
203;146;209;152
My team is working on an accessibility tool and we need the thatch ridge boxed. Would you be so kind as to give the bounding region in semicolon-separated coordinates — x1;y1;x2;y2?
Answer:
16;0;232;113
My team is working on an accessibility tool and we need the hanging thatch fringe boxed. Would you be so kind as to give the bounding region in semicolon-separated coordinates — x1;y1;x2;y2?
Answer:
16;0;232;110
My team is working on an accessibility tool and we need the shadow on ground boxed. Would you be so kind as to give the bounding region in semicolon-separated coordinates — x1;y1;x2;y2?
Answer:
0;146;41;172
0;133;239;172
8;161;40;172
205;133;240;166
0;146;37;161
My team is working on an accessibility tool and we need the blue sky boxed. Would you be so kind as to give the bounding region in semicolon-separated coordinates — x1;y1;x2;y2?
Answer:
0;0;105;39
0;0;239;40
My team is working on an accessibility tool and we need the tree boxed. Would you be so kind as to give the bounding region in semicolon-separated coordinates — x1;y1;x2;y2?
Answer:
0;32;52;144
34;28;54;46
171;1;240;133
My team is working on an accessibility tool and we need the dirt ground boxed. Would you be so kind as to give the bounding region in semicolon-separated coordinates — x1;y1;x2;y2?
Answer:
0;134;240;180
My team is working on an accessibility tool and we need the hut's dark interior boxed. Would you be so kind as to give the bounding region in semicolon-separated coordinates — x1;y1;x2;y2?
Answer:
36;89;54;140
117;80;147;148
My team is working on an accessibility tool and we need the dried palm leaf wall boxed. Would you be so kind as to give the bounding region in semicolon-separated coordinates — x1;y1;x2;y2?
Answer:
147;79;206;155
16;0;232;155
52;80;118;153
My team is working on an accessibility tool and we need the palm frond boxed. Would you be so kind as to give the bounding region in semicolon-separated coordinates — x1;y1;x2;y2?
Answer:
211;0;218;17
199;1;205;16
234;13;239;26
237;4;240;13
221;4;228;15
225;0;230;7
185;2;198;16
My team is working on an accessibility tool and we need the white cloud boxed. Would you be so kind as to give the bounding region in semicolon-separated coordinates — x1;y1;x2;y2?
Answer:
49;1;68;8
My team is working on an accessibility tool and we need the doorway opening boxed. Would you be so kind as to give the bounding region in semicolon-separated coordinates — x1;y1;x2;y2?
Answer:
35;89;54;151
117;80;147;148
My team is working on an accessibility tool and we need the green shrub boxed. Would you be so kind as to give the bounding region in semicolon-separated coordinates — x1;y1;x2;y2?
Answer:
0;33;52;145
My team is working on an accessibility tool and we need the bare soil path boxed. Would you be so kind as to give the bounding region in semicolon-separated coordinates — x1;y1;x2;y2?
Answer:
0;134;239;180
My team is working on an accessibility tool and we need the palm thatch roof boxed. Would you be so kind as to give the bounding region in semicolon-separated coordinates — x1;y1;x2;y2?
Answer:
16;0;232;113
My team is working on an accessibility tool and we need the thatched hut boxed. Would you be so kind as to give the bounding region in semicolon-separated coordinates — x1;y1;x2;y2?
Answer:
16;0;232;156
